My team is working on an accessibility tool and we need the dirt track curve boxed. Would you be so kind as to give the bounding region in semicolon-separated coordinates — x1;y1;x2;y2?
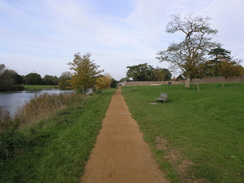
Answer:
80;88;169;183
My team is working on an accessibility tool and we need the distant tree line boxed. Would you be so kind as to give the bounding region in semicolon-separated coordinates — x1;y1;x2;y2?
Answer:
0;59;119;92
126;63;172;81
0;64;68;91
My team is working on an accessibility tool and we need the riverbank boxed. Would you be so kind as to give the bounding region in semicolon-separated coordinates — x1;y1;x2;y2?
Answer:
23;85;58;90
0;88;72;117
0;85;58;92
0;89;115;182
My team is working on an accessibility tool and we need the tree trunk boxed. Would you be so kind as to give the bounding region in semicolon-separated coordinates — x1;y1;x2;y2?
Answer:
197;83;200;92
81;86;85;94
185;77;191;88
222;78;226;88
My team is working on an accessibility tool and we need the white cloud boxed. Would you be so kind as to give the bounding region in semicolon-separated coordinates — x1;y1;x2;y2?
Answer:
0;0;243;80
197;0;244;61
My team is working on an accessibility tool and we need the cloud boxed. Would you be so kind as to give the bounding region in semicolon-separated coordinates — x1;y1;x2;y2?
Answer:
198;0;244;60
0;0;243;80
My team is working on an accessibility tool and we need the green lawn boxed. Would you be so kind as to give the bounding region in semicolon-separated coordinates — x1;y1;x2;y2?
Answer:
23;85;58;90
0;89;115;183
122;83;244;183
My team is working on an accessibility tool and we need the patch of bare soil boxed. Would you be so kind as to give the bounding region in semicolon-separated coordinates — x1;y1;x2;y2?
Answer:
149;102;158;105
155;137;209;183
80;88;169;183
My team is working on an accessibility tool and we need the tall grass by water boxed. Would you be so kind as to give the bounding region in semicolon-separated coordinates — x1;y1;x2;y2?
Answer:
122;83;244;183
16;92;82;126
0;92;83;159
0;89;115;182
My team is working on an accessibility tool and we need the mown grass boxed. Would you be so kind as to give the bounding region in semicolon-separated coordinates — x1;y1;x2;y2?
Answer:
0;89;115;183
23;85;58;90
122;83;244;183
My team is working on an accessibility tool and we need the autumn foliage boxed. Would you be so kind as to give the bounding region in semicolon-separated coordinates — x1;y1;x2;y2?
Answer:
96;74;112;90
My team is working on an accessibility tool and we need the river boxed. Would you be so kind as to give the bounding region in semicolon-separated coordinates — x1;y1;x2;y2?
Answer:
0;89;72;116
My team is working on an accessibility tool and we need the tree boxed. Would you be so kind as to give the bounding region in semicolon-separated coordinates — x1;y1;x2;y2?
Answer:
0;65;15;91
157;14;218;87
67;53;103;93
58;72;72;90
204;46;233;77
218;60;243;88
12;72;23;85
154;67;172;81
0;64;24;91
208;46;231;62
96;74;112;90
42;75;59;85
126;63;155;81
110;78;118;88
203;47;244;87
119;77;127;82
25;73;42;85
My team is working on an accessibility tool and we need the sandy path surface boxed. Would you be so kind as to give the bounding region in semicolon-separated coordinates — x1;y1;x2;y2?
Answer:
80;88;169;183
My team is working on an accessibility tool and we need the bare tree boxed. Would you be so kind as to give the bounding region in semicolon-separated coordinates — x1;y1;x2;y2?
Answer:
157;14;218;87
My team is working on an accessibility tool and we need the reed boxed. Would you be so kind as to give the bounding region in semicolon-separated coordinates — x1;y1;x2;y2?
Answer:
0;92;84;160
15;92;83;126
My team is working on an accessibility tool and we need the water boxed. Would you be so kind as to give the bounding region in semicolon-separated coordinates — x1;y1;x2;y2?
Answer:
0;89;72;116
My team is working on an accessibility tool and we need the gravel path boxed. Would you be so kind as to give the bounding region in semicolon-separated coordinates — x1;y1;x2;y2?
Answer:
80;88;169;183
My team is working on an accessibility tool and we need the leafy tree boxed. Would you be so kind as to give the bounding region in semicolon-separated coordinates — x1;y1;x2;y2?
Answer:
42;75;59;85
126;63;155;81
0;68;14;91
25;73;42;85
203;46;233;77
110;78;118;88
0;64;23;90
12;73;23;85
154;67;172;81
202;47;244;87
119;77;127;82
208;46;231;62
67;53;103;93
58;72;72;90
157;14;218;87
96;74;112;90
218;60;243;88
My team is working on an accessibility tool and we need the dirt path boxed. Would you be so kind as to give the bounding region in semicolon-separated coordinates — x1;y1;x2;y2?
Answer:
80;88;169;183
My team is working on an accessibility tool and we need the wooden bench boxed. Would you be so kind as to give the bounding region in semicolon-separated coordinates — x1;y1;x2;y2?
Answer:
156;93;168;103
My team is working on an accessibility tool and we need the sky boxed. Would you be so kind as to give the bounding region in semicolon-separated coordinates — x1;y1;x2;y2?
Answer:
1;0;244;80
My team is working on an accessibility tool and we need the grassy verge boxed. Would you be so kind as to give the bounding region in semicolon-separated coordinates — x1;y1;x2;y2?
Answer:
23;85;58;90
0;89;115;183
122;83;244;183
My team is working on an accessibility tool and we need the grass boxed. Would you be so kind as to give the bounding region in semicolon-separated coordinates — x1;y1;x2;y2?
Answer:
122;83;244;183
0;89;115;183
15;92;81;126
23;85;58;90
